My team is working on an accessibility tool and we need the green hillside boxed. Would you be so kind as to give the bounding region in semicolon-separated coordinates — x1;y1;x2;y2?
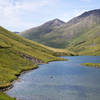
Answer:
0;26;75;100
67;24;100;55
40;9;100;50
20;9;100;55
20;18;65;44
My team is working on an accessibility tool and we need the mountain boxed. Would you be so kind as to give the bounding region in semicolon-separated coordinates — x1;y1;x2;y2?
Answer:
20;9;100;55
0;26;75;100
14;32;19;34
20;18;65;43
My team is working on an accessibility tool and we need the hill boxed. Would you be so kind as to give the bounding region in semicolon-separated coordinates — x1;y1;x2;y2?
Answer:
0;26;75;100
20;18;65;44
20;9;100;55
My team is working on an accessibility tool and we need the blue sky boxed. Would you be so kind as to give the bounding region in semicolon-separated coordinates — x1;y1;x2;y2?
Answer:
0;0;100;32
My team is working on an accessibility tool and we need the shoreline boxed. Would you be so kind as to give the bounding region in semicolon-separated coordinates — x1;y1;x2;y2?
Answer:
0;58;67;100
0;66;38;92
0;62;48;92
0;63;44;100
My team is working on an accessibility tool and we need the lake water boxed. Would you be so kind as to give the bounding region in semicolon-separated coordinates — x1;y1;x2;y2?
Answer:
6;56;100;100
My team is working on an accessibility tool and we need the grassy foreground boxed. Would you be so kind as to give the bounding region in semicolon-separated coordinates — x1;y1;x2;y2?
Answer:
82;63;100;68
0;26;76;100
0;92;16;100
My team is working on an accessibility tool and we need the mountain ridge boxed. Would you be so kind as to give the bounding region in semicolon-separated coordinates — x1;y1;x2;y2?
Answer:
20;18;65;41
20;9;100;55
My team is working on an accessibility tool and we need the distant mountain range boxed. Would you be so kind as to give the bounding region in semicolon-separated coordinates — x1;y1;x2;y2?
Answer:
20;9;100;55
14;32;19;34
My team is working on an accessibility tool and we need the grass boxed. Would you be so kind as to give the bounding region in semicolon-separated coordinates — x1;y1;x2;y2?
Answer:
0;92;16;100
0;26;75;100
82;63;100;68
67;25;100;56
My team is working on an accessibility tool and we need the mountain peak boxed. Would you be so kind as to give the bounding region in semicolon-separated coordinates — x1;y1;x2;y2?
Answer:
66;9;100;26
53;18;63;22
43;18;65;27
20;18;65;38
53;18;65;25
79;9;100;18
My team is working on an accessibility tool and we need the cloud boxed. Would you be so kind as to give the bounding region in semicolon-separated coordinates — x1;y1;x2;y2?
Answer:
0;0;96;31
0;0;58;31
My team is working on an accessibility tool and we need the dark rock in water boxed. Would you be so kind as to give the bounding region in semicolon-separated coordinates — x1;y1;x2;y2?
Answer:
50;76;53;79
14;32;19;34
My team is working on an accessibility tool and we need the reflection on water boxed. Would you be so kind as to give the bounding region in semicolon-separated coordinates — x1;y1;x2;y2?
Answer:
6;56;100;100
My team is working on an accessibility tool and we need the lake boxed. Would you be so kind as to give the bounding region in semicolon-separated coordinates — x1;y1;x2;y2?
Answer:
6;56;100;100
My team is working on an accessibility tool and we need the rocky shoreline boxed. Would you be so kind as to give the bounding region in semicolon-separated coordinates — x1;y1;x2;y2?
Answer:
0;53;45;92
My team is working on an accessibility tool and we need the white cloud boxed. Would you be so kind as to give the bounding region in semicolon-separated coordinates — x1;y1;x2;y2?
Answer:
0;0;95;31
0;0;58;31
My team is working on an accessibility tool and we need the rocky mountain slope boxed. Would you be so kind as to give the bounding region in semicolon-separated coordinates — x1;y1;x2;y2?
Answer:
20;9;100;55
20;19;65;44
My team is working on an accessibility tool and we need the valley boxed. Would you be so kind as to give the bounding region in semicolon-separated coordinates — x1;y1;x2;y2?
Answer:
0;8;100;100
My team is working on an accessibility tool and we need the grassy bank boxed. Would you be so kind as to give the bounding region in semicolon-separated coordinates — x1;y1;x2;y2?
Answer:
82;63;100;68
0;26;74;100
0;92;16;100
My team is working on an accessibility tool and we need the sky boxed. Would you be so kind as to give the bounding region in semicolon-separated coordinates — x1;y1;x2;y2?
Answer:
0;0;100;32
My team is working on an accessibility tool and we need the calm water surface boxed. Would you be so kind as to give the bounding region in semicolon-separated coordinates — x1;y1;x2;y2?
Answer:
6;56;100;100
